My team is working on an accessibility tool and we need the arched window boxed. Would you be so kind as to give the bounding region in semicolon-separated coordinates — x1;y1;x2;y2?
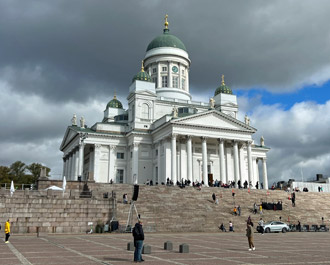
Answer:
141;103;149;120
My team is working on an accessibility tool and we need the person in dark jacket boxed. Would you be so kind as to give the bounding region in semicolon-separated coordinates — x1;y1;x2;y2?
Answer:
133;220;144;262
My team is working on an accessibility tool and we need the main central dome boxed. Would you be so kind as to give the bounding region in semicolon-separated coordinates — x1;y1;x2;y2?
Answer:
146;29;187;52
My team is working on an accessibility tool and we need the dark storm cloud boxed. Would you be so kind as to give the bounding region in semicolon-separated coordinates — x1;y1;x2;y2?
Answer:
1;0;330;105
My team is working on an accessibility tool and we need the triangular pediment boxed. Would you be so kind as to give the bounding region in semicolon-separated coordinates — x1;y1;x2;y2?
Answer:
60;127;79;150
172;110;256;132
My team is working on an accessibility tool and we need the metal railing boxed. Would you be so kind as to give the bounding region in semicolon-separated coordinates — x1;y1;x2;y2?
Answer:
0;183;36;190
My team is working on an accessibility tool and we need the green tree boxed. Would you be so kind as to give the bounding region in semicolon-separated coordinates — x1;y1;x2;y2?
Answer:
0;166;11;184
26;163;50;183
9;161;27;183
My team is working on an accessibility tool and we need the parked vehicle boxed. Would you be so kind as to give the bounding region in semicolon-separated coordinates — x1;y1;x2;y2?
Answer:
260;221;290;233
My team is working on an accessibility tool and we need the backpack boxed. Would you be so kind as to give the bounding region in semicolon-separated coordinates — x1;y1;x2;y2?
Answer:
132;225;140;237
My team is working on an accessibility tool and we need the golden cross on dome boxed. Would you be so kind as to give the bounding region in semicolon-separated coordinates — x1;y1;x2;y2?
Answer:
221;74;225;85
164;14;169;29
141;60;144;72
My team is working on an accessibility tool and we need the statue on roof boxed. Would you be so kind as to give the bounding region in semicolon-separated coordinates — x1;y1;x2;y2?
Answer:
245;114;250;125
172;106;178;118
209;97;215;109
260;136;265;146
80;116;85;128
71;114;77;126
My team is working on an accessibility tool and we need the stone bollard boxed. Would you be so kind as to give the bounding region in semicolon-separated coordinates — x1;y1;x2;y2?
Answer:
127;242;134;251
164;241;173;250
142;244;151;254
179;243;189;253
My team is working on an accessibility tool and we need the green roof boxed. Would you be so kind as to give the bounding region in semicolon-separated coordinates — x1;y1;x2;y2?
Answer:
107;96;123;109
146;28;187;52
132;69;152;83
214;75;233;96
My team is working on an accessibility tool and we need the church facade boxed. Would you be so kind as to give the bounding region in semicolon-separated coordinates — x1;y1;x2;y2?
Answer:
60;17;270;189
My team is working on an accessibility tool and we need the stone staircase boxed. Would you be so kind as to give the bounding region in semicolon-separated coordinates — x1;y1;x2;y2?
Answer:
104;185;330;232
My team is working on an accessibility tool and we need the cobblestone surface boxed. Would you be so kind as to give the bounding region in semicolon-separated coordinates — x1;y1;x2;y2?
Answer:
0;232;329;264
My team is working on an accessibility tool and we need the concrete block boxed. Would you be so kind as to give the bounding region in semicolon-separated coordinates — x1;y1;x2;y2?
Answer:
164;241;173;250
179;243;189;253
142;244;151;254
127;242;134;251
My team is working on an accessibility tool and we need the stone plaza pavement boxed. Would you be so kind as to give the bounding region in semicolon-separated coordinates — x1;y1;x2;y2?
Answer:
0;232;329;265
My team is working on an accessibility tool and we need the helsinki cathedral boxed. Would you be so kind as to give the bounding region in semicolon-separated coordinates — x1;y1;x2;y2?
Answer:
60;16;270;189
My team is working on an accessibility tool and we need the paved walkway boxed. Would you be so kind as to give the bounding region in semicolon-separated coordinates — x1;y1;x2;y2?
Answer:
0;232;329;265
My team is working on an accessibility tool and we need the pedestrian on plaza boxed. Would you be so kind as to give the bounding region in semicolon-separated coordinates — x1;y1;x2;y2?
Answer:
238;205;241;216
229;221;234;232
212;193;216;203
5;219;10;243
246;221;255;251
219;223;226;232
258;218;264;234
291;192;296;207
253;202;257;214
233;207;237;216
132;220;144;262
259;204;263;215
297;220;301;232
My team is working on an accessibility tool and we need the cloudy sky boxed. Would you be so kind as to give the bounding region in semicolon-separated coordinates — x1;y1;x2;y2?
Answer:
1;0;330;184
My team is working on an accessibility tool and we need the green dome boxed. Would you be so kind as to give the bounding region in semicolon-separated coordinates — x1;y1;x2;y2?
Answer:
146;28;187;52
107;96;123;109
214;75;233;96
132;69;152;83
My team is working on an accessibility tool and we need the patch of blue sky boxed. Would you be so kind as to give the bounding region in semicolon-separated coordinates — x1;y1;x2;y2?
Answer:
236;80;330;110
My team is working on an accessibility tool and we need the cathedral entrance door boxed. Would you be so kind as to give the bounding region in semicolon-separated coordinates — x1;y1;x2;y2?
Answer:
208;174;213;186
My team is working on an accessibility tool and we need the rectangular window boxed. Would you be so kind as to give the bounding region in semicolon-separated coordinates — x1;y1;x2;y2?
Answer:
181;78;185;89
130;152;132;158
153;68;157;73
182;69;185;75
162;66;167;72
117;152;124;159
152;77;157;85
156;149;158;156
162;76;168;87
172;76;179;88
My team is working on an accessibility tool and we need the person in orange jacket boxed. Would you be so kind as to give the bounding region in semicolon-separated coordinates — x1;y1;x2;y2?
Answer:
5;219;10;243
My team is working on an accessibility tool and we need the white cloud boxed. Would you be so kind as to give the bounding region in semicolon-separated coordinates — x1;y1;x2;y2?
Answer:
244;97;330;183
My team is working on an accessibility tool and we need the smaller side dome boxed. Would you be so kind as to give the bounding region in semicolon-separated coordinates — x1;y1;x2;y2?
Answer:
132;60;152;83
214;74;233;96
107;94;123;109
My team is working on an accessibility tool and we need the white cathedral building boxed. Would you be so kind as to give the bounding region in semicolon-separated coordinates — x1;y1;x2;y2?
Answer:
60;17;270;189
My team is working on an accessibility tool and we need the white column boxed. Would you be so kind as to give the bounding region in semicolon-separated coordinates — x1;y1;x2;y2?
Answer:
164;139;171;183
247;141;253;188
108;145;116;183
157;63;161;88
218;139;226;184
187;136;193;183
132;143;139;184
171;134;177;184
262;158;268;190
93;144;101;182
168;61;172;88
233;141;239;188
186;67;189;91
78;143;85;179
180;139;187;181
65;155;70;178
157;142;162;184
239;144;245;185
74;150;79;181
201;137;208;186
70;152;75;180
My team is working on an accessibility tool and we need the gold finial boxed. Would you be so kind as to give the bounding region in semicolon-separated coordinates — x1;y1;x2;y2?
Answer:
141;60;144;72
221;74;225;85
164;14;169;29
114;89;117;99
